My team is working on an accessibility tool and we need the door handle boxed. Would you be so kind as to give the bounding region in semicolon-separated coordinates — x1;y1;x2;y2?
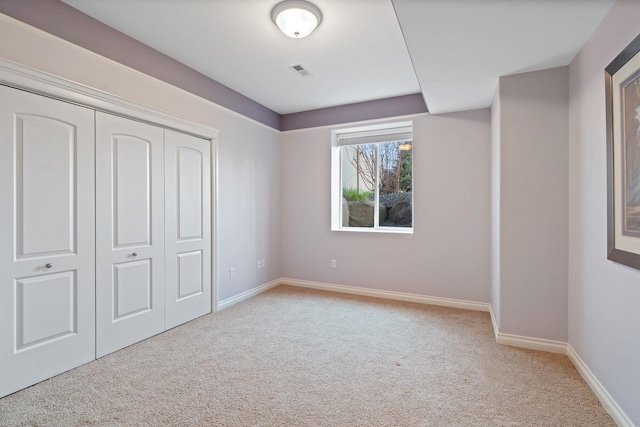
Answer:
44;263;53;269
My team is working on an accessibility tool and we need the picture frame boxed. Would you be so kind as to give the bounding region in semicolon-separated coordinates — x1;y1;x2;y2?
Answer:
606;33;640;269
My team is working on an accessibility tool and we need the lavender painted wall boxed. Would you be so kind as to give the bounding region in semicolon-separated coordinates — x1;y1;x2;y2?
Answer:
4;3;637;420
216;119;282;301
280;110;491;303
494;67;569;342
0;0;427;132
281;94;428;131
0;13;282;306
568;0;640;423
0;0;282;129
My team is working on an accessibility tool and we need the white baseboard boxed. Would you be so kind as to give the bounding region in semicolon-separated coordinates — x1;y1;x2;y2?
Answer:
489;307;499;339
216;278;280;311
488;307;567;354
494;332;568;354
490;315;632;424
567;345;634;427
281;279;561;354
280;277;491;312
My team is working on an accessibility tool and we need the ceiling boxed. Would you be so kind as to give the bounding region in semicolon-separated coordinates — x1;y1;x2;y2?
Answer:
60;0;616;116
393;0;616;114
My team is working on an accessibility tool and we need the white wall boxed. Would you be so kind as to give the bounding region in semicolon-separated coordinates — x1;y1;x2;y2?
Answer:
493;66;570;342
0;15;282;305
216;119;281;302
568;0;640;423
280;110;492;303
491;84;502;328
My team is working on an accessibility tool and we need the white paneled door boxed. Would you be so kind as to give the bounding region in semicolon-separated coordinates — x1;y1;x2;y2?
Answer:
95;112;165;358
0;85;96;398
164;130;211;330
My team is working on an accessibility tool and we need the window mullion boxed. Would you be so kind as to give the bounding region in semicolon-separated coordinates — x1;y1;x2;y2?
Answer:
374;143;380;228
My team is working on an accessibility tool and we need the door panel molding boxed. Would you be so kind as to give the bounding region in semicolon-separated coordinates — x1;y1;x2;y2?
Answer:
0;85;95;398
15;270;77;351
0;58;218;397
96;112;165;358
164;129;212;330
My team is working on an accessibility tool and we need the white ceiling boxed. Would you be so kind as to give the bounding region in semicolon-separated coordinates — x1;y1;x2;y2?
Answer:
61;0;615;116
393;0;616;114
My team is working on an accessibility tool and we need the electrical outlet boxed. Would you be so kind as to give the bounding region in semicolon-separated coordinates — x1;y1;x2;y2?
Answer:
257;260;261;269
261;259;265;268
331;259;337;268
230;267;235;278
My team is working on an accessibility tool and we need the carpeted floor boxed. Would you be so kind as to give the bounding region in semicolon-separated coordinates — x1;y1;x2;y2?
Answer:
0;285;614;426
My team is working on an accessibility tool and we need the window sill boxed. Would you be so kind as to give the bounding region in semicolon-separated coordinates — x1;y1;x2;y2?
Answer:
332;227;413;235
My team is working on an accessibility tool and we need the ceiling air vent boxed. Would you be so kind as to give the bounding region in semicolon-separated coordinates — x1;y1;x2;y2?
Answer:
290;64;311;77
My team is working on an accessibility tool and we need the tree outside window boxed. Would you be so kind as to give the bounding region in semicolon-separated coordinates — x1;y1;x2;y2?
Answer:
340;138;412;229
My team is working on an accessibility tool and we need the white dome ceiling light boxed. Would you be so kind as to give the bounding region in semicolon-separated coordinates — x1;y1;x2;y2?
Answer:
271;0;322;39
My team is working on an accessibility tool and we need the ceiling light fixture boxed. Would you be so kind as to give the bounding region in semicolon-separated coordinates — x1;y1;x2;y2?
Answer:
271;0;322;39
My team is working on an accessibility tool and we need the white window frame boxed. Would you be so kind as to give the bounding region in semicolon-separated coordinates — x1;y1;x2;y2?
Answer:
331;121;413;234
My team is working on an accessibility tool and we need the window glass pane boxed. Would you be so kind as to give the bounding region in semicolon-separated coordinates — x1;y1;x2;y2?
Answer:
332;122;413;233
378;141;412;228
341;144;376;228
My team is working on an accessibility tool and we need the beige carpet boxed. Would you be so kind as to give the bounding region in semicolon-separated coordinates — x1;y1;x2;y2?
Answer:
0;285;614;426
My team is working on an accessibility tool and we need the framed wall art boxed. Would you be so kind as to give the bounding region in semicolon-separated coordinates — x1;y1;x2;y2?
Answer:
606;33;640;269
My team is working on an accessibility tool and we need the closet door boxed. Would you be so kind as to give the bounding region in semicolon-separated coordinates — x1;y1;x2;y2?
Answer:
164;130;211;330
96;112;165;357
0;86;95;398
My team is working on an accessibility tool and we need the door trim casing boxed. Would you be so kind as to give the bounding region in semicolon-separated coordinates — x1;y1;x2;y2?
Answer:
0;58;218;139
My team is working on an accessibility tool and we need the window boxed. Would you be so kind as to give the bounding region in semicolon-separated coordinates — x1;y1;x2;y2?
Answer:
331;122;413;233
